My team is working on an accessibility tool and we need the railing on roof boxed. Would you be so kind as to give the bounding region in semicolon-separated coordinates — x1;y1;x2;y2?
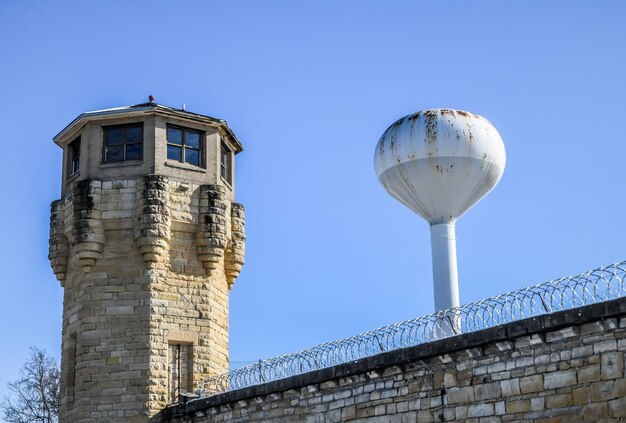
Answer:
198;260;626;396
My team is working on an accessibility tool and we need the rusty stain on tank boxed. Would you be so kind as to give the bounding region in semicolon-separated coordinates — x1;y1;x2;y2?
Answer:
425;111;438;144
409;111;422;120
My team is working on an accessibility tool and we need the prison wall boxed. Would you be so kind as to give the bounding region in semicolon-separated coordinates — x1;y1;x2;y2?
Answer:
159;297;626;423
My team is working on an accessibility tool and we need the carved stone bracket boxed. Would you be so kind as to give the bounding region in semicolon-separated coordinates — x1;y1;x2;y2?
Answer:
135;175;171;264
195;185;227;272
71;180;105;273
225;203;246;289
49;199;69;285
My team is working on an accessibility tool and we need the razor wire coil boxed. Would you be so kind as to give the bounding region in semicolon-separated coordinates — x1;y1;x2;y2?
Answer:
198;261;625;396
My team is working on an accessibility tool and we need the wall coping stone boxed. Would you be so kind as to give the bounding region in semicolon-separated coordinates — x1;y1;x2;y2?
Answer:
159;296;626;420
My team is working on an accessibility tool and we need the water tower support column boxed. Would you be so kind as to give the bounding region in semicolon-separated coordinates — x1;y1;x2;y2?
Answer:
430;222;460;311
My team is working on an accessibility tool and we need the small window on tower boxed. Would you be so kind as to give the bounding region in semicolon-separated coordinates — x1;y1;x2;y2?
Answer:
167;125;203;167
220;141;232;185
168;343;192;403
103;123;143;163
66;333;77;407
68;137;81;176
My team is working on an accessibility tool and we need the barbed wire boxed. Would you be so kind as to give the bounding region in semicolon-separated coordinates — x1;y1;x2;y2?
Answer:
198;260;625;396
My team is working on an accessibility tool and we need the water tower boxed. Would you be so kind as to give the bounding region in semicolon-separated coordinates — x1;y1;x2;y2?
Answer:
374;109;505;311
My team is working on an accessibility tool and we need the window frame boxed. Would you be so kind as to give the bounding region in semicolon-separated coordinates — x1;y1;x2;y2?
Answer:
102;122;144;164
168;343;193;403
67;136;81;177
166;124;204;168
66;333;77;407
220;141;233;185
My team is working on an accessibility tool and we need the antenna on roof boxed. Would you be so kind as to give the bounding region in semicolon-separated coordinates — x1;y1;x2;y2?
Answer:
148;95;155;103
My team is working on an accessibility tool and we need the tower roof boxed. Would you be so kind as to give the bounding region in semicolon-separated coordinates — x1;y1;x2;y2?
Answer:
53;101;243;153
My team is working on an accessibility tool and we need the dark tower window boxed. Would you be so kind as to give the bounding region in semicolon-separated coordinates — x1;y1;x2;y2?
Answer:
103;123;143;163
68;137;81;176
168;343;192;403
66;333;77;407
220;141;232;185
167;125;203;167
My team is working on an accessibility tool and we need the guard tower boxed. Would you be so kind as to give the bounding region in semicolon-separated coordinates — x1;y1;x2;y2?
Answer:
48;99;246;421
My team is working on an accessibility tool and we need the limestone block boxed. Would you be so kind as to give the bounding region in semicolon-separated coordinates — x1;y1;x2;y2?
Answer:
578;364;600;383
520;375;543;394
530;396;544;412
506;399;530;414
543;370;577;390
600;351;624;380
341;405;356;420
500;379;520;397
609;397;626;418
546;326;580;343
467;403;494;418
546;393;573;408
582;402;608;421
474;382;501;401
594;340;617;354
447;386;474;404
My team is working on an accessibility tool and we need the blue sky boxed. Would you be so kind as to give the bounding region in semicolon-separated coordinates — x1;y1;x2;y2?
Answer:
0;0;625;402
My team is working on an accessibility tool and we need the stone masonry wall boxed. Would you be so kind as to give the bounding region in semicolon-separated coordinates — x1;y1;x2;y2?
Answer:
50;177;245;422
160;298;626;423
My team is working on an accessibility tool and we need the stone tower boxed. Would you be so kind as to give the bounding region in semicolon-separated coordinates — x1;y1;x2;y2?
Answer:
48;101;246;421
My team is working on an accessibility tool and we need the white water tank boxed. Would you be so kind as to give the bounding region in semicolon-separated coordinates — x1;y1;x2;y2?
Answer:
374;109;506;311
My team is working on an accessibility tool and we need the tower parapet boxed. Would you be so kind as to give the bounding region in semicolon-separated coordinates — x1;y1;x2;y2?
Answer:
48;101;245;421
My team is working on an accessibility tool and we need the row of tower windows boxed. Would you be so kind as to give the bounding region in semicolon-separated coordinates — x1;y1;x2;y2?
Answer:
67;122;233;184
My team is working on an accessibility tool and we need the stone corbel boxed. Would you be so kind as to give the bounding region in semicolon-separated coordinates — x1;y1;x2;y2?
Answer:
195;185;227;272
225;203;246;289
71;180;105;273
49;199;69;285
135;175;171;264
